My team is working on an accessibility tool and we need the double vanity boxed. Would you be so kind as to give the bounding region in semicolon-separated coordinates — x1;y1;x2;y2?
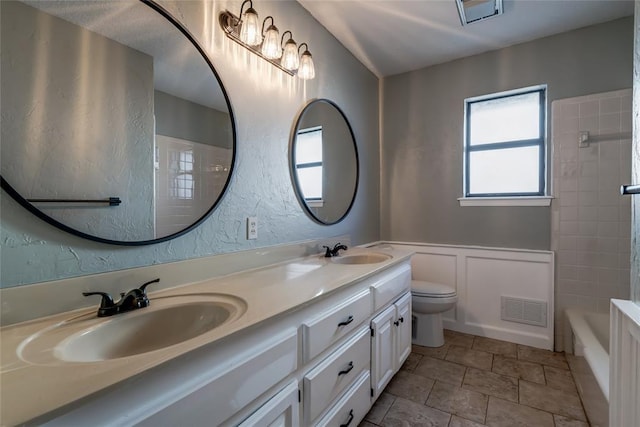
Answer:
0;247;413;426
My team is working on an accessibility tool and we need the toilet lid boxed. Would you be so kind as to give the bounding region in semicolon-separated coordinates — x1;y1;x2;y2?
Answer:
411;280;456;297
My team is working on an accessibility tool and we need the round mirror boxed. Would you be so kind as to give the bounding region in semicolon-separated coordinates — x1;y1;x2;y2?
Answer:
290;99;358;225
0;0;235;245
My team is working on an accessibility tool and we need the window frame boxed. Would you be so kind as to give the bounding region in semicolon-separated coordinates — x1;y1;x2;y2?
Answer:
463;85;548;200
294;126;324;207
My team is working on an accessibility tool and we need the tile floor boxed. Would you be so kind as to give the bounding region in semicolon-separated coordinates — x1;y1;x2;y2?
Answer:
360;330;590;427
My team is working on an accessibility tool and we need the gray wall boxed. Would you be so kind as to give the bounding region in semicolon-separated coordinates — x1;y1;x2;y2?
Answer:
0;0;380;287
154;90;233;149
381;17;634;250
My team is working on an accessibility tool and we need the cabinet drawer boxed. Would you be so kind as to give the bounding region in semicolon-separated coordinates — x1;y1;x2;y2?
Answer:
302;289;371;362
314;371;371;427
303;327;370;424
370;263;411;311
137;330;297;427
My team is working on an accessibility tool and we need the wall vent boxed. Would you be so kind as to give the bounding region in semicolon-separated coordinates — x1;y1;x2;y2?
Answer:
501;296;547;327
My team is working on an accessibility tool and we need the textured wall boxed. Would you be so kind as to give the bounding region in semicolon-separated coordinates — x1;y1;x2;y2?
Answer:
381;17;634;250
0;0;380;287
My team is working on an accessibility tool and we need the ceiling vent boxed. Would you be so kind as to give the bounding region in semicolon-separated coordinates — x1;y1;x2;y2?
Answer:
455;0;503;26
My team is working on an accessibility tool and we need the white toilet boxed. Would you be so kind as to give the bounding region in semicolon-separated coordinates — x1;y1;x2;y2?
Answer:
411;280;458;347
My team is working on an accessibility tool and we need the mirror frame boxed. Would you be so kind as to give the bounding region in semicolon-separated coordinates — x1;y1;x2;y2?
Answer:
0;0;236;246
289;99;359;225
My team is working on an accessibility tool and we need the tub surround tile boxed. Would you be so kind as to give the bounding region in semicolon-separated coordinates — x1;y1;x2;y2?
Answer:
425;381;488;424
518;380;586;421
462;368;519;402
516;345;570;370
491;355;545;384
414;356;467;386
382;397;451;427
485;397;554;427
472;337;517;358
385;371;434;404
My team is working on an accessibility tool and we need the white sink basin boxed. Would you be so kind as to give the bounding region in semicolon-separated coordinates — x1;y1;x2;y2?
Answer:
331;253;392;265
18;293;246;364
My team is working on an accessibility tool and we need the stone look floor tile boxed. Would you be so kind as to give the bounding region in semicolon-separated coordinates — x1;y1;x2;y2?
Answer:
358;422;378;427
445;345;493;371
516;345;570;370
543;365;577;392
400;352;422;372
382;397;451;427
449;415;487;427
553;414;590;427
412;343;450;360
485;396;554;427
365;392;395;424
519;380;586;421
462;368;519;402
472;337;517;358
491;355;545;384
444;330;475;348
385;370;435;404
425;381;488;424
414;355;467;386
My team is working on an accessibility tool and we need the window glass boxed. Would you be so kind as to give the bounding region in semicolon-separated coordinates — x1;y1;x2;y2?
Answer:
469;146;540;194
295;127;323;200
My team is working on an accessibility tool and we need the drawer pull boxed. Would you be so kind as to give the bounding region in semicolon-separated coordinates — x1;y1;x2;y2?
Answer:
340;409;354;427
337;315;354;327
338;361;354;376
394;316;405;326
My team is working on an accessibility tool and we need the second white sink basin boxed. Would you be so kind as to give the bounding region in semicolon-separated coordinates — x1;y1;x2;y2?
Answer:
19;293;247;364
331;253;392;265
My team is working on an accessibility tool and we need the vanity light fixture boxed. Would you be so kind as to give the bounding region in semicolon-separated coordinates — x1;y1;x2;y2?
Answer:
219;1;315;79
297;43;315;80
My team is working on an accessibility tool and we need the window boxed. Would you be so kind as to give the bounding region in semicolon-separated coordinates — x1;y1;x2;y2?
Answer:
462;86;548;205
295;126;323;206
170;150;194;200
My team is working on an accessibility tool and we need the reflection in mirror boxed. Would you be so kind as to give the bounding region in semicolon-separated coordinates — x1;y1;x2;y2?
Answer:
0;0;235;244
290;99;358;225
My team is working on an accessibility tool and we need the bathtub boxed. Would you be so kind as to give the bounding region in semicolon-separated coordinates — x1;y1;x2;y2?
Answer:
565;308;609;426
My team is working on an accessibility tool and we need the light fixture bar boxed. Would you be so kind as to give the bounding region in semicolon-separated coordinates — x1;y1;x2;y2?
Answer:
219;11;295;76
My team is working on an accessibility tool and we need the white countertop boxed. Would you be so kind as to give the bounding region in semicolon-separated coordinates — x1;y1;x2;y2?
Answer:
0;247;412;425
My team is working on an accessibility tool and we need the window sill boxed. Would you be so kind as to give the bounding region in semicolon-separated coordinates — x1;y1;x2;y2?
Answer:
458;196;553;207
306;200;324;208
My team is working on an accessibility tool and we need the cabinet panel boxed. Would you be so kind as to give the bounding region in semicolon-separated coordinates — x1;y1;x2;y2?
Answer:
238;380;299;427
370;305;396;398
303;327;370;424
302;289;371;362
314;371;370;427
137;330;297;427
395;292;412;368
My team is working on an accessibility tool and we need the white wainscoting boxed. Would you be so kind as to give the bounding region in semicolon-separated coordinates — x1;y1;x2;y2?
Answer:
380;242;555;350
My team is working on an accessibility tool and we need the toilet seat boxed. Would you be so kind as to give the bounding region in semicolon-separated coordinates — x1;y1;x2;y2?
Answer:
411;280;456;298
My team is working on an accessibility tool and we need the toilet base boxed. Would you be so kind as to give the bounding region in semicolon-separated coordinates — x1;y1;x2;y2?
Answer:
412;312;445;347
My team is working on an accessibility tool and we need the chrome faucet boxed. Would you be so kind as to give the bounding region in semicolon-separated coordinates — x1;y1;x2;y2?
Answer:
83;278;159;317
323;243;348;257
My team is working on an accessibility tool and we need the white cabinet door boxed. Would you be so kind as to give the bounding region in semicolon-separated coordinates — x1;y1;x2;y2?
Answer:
238;381;299;427
394;292;412;369
370;305;396;398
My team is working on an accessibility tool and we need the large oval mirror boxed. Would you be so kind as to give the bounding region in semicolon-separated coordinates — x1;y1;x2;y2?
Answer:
0;0;235;245
290;99;358;225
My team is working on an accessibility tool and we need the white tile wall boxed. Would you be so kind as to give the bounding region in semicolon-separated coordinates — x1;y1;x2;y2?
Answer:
551;89;633;351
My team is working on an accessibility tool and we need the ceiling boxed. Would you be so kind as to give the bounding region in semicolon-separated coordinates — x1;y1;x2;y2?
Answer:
297;0;635;77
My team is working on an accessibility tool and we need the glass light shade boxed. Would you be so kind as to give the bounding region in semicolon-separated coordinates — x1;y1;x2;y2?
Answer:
239;7;261;46
261;25;281;59
298;50;315;80
281;39;299;70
